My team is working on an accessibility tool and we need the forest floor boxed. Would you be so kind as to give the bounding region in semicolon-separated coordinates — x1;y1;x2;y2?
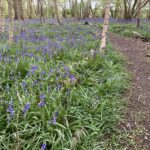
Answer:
109;33;150;150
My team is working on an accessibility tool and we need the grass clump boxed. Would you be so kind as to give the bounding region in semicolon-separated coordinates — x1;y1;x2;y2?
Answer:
0;23;129;149
110;23;150;41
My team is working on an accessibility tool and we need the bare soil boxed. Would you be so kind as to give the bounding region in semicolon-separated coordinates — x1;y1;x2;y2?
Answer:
109;33;150;150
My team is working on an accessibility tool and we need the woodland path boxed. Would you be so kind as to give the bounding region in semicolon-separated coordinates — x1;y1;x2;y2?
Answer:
109;33;150;150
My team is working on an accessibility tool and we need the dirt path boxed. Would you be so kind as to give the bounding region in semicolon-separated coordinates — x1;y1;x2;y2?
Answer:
109;33;150;150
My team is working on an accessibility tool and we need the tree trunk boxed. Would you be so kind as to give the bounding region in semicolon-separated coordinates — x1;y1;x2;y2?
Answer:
137;0;141;28
83;0;91;18
123;0;132;19
39;0;46;24
114;0;121;18
131;0;138;16
148;1;150;19
53;0;62;25
100;2;111;52
62;0;67;18
0;0;4;32
110;6;114;18
37;0;40;16
13;0;24;20
28;0;33;19
133;0;149;18
8;0;14;44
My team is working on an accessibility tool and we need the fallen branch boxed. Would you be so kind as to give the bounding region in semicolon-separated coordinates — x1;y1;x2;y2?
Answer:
132;31;144;39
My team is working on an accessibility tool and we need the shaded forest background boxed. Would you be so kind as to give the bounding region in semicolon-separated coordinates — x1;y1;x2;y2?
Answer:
0;0;150;22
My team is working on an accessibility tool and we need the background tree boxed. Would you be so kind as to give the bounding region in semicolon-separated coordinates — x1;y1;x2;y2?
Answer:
137;0;141;28
28;0;33;19
100;2;111;52
53;0;62;25
8;0;14;44
13;0;24;20
0;0;5;32
123;0;149;19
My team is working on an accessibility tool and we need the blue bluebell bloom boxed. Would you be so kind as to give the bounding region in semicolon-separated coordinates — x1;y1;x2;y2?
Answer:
7;105;14;118
41;143;46;150
23;103;30;115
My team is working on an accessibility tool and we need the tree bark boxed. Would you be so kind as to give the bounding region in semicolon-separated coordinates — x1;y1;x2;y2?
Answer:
114;0;121;18
13;0;24;20
83;0;91;18
0;0;4;32
39;0;46;24
28;0;33;19
8;0;14;44
123;0;132;19
133;0;149;17
137;0;141;28
53;0;62;25
100;2;111;52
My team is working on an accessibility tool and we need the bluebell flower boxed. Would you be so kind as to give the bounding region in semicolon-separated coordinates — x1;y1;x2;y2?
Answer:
56;83;62;92
49;112;59;125
39;94;45;100
36;47;40;51
70;74;76;83
52;116;57;125
22;81;27;88
64;66;70;74
38;100;46;108
41;143;46;150
50;68;53;73
7;105;14;118
56;76;59;81
41;71;46;75
28;53;34;57
23;103;30;115
31;65;39;70
30;65;39;74
63;73;67;78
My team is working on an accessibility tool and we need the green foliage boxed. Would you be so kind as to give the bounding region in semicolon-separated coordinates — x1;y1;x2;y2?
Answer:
0;23;130;149
110;23;150;40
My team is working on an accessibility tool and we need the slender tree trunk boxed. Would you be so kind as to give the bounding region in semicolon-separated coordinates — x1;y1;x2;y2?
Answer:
0;0;4;32
137;0;141;28
114;0;121;18
79;0;85;19
123;0;132;19
62;0;67;18
90;5;96;19
110;6;114;18
8;0;14;44
100;2;111;52
148;1;150;19
39;0;46;24
13;0;24;20
28;0;33;19
131;0;138;16
37;0;40;16
83;0;91;18
133;0;149;17
53;0;62;25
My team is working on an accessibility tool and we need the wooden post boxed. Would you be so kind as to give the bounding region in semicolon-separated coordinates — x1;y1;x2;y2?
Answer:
100;2;111;52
